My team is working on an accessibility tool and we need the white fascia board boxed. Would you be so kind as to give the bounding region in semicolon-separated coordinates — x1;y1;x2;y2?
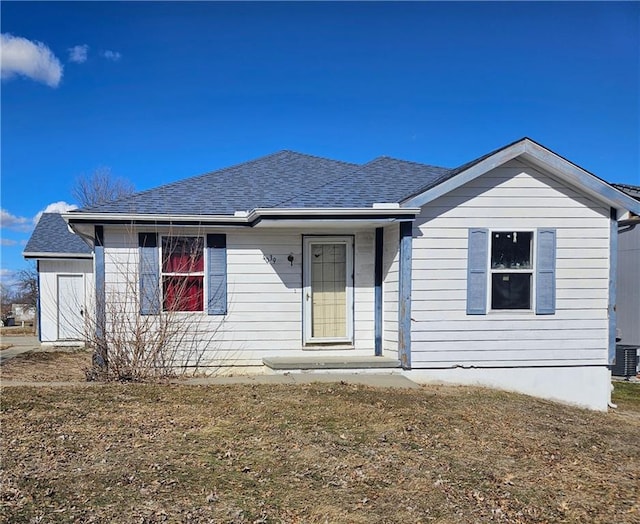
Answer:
23;252;93;259
253;218;401;229
403;141;527;208
253;207;420;217
521;141;640;215
403;138;640;215
62;212;250;224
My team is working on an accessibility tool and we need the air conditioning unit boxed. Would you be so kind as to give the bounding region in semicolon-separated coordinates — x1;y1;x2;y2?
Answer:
612;345;639;380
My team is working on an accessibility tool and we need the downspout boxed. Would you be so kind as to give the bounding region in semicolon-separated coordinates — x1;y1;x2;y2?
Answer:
608;208;618;409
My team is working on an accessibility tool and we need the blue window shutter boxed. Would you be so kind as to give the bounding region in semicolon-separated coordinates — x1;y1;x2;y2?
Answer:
467;228;488;315
207;234;227;315
139;233;160;315
536;229;556;315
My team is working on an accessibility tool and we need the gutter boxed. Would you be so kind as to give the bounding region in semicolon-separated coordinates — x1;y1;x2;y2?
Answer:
23;252;93;259
62;206;421;228
619;215;640;234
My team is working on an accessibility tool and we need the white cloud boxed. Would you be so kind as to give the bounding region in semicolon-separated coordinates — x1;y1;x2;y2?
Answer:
68;44;89;64
33;201;78;225
0;33;63;87
1;238;18;247
102;50;121;61
0;209;32;232
0;269;17;286
1;202;78;233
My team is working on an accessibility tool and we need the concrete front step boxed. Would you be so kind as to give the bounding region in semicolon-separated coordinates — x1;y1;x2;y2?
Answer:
263;355;402;371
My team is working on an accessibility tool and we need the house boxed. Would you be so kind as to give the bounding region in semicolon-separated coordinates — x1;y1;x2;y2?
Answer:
25;137;639;410
11;304;36;324
612;183;640;377
23;213;94;344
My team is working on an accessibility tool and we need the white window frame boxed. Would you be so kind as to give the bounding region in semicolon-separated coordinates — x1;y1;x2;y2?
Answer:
302;235;354;345
489;230;535;312
160;235;205;313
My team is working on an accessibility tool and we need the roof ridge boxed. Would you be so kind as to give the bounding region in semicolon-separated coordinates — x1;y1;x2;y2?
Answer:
78;150;291;212
269;159;367;208
366;155;451;171
271;155;453;208
279;149;359;168
78;150;360;213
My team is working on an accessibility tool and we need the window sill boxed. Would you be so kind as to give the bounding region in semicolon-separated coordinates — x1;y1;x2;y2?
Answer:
303;343;356;351
487;309;535;316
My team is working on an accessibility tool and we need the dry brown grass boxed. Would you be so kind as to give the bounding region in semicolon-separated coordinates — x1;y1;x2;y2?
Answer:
0;350;92;382
0;354;638;523
0;326;36;336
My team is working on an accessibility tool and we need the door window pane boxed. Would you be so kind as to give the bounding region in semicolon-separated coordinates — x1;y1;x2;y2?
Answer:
311;243;347;338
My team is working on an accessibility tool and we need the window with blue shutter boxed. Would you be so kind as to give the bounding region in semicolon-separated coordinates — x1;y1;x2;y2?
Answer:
207;234;227;315
467;228;488;315
490;231;533;310
535;229;556;315
139;233;160;315
467;228;557;315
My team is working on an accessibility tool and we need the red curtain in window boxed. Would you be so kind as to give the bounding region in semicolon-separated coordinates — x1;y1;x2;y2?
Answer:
163;276;203;312
162;238;204;273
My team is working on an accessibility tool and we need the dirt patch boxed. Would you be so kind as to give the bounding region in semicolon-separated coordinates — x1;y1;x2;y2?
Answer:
1;377;639;523
0;350;92;382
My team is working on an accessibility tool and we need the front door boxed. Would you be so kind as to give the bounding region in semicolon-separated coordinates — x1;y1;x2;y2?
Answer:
303;236;354;344
58;274;84;340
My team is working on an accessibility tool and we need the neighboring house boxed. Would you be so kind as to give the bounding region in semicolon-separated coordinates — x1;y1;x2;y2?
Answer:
11;304;36;323
23;213;94;344
612;183;640;376
25;137;639;410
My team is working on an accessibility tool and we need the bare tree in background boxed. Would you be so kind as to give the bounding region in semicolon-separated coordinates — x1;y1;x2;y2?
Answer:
15;265;38;309
0;283;16;320
72;167;135;208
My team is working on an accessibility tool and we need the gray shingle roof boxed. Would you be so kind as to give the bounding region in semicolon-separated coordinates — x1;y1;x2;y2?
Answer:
276;157;451;208
23;213;92;257
613;183;640;201
81;151;359;215
73;150;455;216
65;138;632;219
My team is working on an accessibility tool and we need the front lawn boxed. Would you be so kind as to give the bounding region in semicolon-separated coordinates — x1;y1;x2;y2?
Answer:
1;381;638;523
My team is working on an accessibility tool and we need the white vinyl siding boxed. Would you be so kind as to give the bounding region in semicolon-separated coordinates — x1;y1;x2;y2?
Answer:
411;159;611;367
38;259;94;343
616;226;640;346
101;227;376;368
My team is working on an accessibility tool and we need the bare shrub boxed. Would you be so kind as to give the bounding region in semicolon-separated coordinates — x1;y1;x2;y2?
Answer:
82;227;225;382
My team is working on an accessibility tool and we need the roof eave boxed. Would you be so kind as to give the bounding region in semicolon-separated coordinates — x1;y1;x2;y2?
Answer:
403;138;640;215
63;206;422;228
23;252;93;259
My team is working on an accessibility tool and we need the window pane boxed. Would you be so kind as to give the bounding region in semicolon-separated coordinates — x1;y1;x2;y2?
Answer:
491;231;532;269
162;237;204;273
492;273;531;309
311;243;347;338
163;276;204;312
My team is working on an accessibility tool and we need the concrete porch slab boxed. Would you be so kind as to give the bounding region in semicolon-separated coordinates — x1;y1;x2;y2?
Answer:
263;355;402;370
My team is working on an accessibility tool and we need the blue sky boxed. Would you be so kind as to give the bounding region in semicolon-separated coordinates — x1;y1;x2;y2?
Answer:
1;1;638;283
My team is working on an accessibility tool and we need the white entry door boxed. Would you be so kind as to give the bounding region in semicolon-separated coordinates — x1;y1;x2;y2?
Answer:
58;275;84;340
303;236;354;344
